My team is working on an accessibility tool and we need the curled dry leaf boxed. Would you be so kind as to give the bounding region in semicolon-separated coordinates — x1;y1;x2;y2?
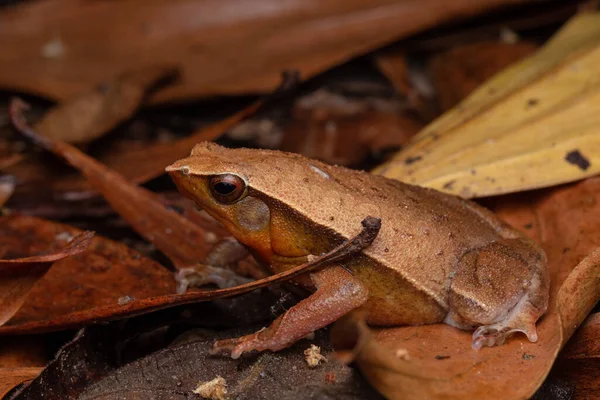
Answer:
331;177;600;400
0;0;537;103
374;12;600;198
10;99;217;268
0;215;378;334
5;89;264;201
0;227;93;327
0;215;175;333
33;65;178;144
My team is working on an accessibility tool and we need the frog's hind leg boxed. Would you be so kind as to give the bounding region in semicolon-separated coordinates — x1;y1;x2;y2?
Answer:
444;238;549;350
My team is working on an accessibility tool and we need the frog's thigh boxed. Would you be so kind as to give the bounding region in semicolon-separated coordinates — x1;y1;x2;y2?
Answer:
446;238;549;349
211;265;369;359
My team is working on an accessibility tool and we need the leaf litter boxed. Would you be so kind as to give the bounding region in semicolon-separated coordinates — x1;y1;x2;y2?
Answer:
1;3;600;400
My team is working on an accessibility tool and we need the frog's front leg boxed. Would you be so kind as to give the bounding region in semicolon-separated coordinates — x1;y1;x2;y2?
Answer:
445;238;549;350
175;237;253;294
211;265;369;359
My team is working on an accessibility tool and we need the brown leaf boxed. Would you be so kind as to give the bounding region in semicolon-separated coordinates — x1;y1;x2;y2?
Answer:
0;215;175;333
374;51;439;121
0;367;44;399
0;227;93;327
0;337;47;369
331;177;600;399
11;99;217;268
429;41;538;111
33;65;178;144
0;214;378;334
0;337;48;399
561;312;600;361
540;312;600;398
0;0;538;103
281;90;422;165
5;97;264;201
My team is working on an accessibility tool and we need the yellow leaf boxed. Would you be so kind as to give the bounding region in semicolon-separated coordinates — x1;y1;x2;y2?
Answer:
373;12;600;198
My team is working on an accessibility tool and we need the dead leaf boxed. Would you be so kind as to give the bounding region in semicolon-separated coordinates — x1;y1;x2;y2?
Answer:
374;51;439;121
561;312;600;361
281;90;422;165
11;99;217;268
0;215;179;332
0;175;16;208
10;311;380;399
374;11;600;198
537;312;600;398
33;65;177;144
0;213;378;334
429;41;537;111
5;97;264;202
0;227;93;327
331;177;600;399
0;337;48;399
0;0;539;103
0;367;44;399
0;337;47;369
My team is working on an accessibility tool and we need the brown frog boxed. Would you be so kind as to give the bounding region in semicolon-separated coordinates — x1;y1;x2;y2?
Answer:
166;142;549;359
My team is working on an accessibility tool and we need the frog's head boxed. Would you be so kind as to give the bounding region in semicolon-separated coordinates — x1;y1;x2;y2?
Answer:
166;142;343;266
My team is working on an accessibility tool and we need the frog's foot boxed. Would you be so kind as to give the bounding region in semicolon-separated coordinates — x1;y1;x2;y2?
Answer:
471;294;541;350
210;265;368;359
448;238;549;350
175;265;252;294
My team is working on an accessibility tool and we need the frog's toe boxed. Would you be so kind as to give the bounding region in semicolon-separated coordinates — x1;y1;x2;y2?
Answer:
210;328;271;359
472;326;506;350
471;321;538;350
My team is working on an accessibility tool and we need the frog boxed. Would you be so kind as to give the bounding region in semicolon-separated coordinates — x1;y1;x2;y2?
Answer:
166;142;549;359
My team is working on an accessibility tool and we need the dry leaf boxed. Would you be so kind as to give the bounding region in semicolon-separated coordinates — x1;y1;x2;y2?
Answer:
331;177;600;399
33;65;177;144
0;228;93;327
5;95;264;202
539;312;600;398
281;90;422;165
429;41;538;111
0;0;537;103
0;214;378;334
374;51;439;121
0;215;177;332
11;99;217;268
0;367;44;398
374;11;600;198
0;337;48;399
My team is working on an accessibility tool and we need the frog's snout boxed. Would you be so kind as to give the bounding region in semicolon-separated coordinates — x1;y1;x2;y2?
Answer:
165;161;190;175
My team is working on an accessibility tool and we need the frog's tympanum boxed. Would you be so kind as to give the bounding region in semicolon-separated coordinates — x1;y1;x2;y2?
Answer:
166;142;549;359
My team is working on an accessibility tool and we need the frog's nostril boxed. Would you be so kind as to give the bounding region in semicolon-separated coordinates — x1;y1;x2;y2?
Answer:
180;166;190;175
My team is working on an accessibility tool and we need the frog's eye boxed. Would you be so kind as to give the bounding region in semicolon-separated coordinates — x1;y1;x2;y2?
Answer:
209;174;246;204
